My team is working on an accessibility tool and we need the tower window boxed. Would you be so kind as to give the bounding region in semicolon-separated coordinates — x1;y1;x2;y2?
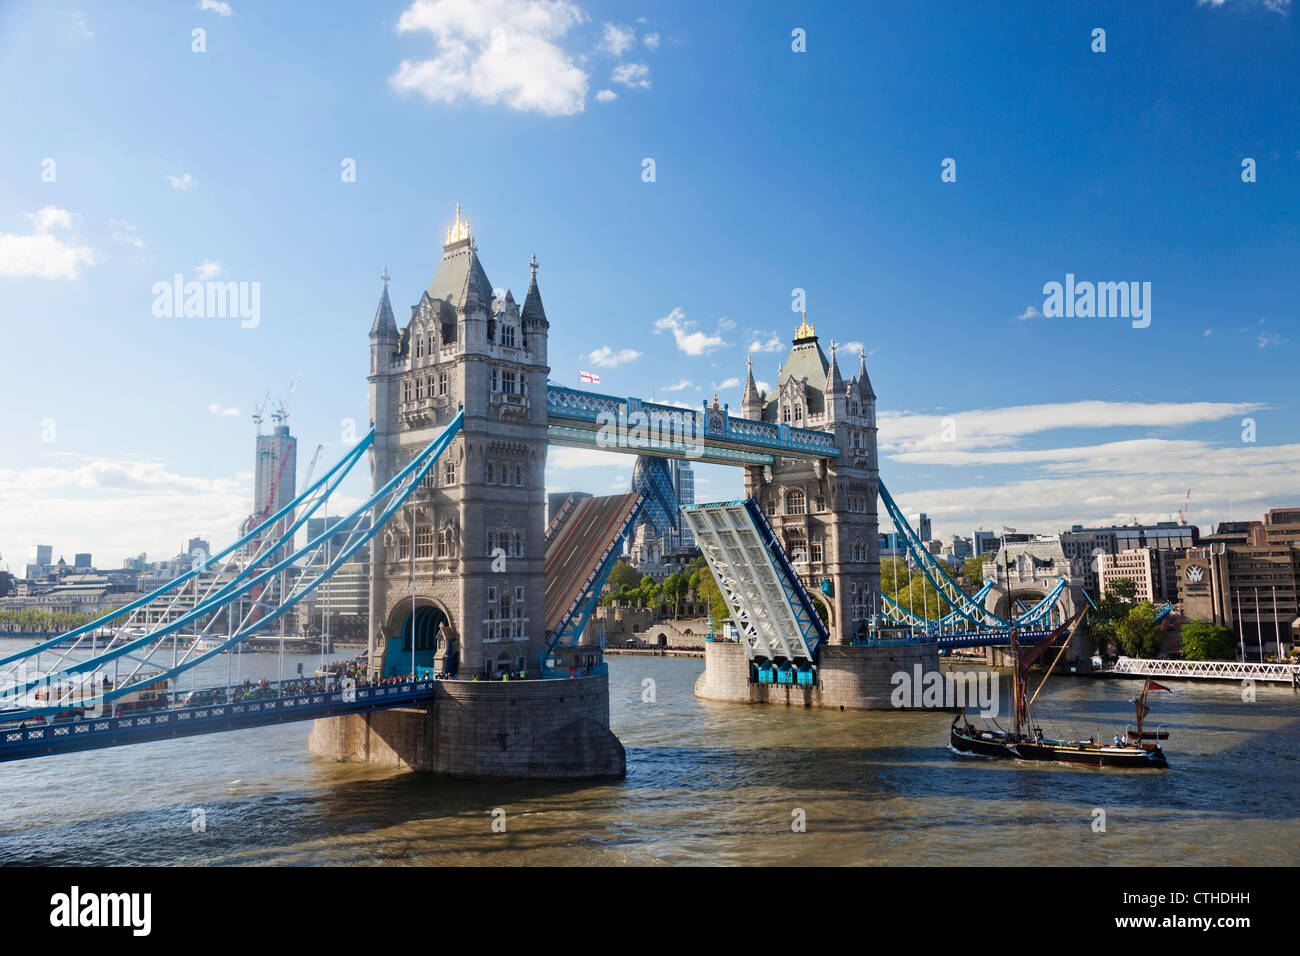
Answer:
786;490;806;515
438;371;448;396
501;324;516;348
415;521;433;559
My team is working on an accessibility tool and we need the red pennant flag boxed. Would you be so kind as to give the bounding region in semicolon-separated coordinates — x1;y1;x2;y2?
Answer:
1147;680;1173;692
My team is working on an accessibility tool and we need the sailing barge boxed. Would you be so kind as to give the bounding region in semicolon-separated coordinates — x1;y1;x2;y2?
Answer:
949;608;1171;769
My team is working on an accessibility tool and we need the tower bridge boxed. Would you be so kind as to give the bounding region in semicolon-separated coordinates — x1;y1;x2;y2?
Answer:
0;206;1069;776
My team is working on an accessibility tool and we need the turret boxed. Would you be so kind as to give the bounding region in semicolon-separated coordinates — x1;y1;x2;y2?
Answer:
520;253;549;365
824;340;846;421
740;354;763;419
369;267;399;375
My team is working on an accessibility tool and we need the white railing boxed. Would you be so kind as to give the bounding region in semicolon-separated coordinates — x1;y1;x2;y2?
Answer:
1112;657;1300;683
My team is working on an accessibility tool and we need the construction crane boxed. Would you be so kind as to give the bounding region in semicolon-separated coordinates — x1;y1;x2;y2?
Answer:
251;389;272;435
272;371;301;427
1177;489;1191;527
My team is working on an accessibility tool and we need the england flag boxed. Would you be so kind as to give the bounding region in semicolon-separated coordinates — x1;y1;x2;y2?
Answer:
580;371;600;384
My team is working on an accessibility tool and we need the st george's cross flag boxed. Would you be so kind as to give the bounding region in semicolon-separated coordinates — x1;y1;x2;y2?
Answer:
580;371;600;384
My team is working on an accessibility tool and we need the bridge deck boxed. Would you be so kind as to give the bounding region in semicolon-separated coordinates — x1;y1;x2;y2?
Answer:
545;492;641;636
0;679;440;763
682;499;828;663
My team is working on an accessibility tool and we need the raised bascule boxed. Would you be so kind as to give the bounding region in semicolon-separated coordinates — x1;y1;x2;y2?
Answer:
0;206;1074;777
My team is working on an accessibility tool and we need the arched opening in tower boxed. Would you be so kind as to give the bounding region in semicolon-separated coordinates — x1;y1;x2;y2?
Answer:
385;604;448;678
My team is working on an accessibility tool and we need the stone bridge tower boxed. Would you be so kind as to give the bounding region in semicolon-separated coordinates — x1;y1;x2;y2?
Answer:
366;206;551;679
739;316;880;643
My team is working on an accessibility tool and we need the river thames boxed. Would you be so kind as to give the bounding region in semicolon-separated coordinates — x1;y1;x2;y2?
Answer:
0;649;1296;866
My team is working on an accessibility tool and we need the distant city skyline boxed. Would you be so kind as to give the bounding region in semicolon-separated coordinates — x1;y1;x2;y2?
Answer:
2;0;1297;568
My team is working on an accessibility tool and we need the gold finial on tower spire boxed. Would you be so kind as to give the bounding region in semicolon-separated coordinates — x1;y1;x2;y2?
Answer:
445;202;471;245
795;311;815;340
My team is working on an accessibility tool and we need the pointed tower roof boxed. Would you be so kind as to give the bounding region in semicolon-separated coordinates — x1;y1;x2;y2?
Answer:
426;204;494;310
741;353;760;405
825;339;844;394
521;253;549;327
856;347;875;399
370;267;398;338
770;313;829;413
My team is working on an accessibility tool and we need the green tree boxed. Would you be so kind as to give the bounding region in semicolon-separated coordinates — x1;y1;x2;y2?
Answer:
662;572;687;617
689;566;730;624
1180;620;1237;661
878;557;952;621
1087;579;1139;656
1117;601;1164;659
606;560;640;590
961;555;987;591
1109;578;1138;602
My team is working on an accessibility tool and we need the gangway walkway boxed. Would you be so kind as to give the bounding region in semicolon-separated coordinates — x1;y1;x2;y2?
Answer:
1111;656;1300;685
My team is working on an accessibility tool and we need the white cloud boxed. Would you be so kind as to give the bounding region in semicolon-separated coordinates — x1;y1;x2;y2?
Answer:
208;404;241;417
72;11;93;37
611;61;651;88
595;88;617;102
600;23;635;55
714;377;741;390
109;219;144;249
840;341;866;356
878;399;1267;456
886;441;1300;540
1197;0;1291;11
0;207;98;279
1015;305;1042;320
643;32;660;50
0;456;254;568
587;345;641;367
194;260;226;280
663;379;694;392
390;0;589;117
200;0;234;14
748;332;784;352
169;173;196;190
655;307;728;355
1258;332;1285;348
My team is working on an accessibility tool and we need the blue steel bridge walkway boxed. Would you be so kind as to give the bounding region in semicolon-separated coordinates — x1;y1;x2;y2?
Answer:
0;676;439;764
546;384;839;466
0;413;464;760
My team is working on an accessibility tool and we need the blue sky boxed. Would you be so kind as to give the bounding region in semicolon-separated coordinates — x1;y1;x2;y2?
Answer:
1;0;1297;569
